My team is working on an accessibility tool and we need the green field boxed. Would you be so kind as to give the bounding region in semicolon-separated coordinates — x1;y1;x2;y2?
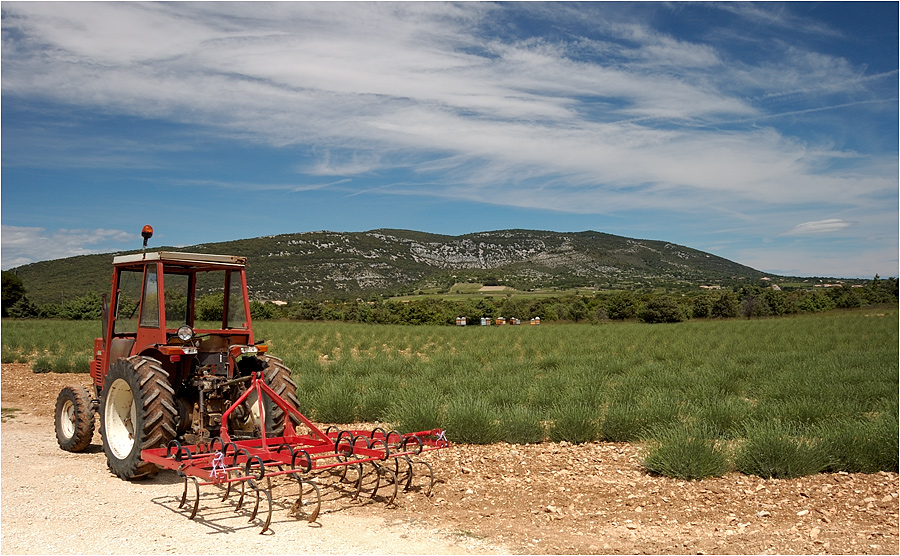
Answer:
2;307;897;479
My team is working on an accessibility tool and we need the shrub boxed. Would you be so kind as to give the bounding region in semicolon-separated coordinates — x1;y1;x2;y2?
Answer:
60;293;102;320
499;405;546;444
7;297;40;318
691;295;713;319
798;292;835;313
311;382;358;424
549;402;599;444
638;296;685;323
605;291;638;320
387;394;444;434
196;293;225;321
445;395;502;445
734;421;830;478
818;415;899;473
711;292;739;318
32;355;53;373
692;395;751;438
641;424;731;480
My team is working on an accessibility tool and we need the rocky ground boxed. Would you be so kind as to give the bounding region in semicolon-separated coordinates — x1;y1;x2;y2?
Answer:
1;362;897;554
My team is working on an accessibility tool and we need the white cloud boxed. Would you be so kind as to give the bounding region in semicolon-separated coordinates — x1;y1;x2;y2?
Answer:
782;219;854;236
1;226;134;270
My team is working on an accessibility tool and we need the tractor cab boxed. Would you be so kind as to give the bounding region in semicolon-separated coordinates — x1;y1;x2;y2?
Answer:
93;250;263;389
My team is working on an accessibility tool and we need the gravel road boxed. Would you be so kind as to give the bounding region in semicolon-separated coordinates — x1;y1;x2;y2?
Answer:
0;412;508;554
0;364;507;555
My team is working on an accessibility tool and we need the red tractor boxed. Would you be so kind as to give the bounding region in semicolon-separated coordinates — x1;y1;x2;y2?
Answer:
54;226;299;479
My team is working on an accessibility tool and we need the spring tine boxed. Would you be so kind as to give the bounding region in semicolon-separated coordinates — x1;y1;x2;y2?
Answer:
290;479;322;523
178;476;200;519
401;455;414;491
415;460;435;497
379;466;398;506
249;479;261;522
305;480;322;523
188;477;200;519
221;470;235;502
350;461;363;500
368;463;383;500
257;485;273;534
235;475;247;511
179;474;189;509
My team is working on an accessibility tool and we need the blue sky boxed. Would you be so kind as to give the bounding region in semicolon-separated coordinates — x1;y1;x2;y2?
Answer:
1;2;897;278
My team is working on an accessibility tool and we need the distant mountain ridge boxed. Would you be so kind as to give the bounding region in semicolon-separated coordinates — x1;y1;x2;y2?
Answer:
11;229;770;304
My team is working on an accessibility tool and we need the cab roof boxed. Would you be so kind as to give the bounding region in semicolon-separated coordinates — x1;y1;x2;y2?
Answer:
112;251;247;268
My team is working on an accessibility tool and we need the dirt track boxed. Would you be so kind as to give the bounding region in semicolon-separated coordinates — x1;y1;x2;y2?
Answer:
1;363;897;555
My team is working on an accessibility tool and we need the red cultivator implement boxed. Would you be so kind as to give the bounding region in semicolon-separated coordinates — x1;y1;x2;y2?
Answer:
141;372;449;533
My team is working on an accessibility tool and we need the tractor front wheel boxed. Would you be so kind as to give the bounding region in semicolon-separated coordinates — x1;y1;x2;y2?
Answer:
54;385;95;452
100;356;177;479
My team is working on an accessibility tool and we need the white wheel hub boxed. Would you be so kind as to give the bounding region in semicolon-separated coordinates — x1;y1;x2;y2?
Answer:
105;378;137;459
59;399;76;439
240;393;263;432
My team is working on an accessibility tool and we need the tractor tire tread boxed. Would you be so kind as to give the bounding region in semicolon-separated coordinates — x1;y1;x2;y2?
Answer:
54;385;95;452
259;355;301;429
100;356;177;480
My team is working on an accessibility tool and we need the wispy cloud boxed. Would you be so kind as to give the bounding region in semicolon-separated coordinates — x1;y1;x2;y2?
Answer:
1;226;135;269
782;219;854;236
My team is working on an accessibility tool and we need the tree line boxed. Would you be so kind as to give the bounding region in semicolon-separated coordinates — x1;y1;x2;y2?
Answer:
4;270;896;325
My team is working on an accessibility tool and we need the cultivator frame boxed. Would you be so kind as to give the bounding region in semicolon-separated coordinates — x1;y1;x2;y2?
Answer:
141;372;448;533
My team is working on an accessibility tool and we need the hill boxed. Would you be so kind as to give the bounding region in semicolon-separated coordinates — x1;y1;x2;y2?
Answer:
9;229;771;305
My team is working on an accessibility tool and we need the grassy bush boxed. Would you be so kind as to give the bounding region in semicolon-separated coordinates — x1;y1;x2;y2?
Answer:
310;380;358;424
499;405;546;444
386;392;444;433
818;415;899;473
355;372;395;422
444;394;503;445
734;420;830;479
0;320;97;372
549;402;599;444
690;395;751;438
599;402;645;442
600;388;681;442
31;354;53;373
641;424;731;480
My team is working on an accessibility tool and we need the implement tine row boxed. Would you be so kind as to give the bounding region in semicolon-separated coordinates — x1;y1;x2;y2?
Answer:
142;372;449;534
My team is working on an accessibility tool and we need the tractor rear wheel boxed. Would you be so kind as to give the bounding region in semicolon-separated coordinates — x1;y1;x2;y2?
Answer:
233;355;300;436
100;356;177;479
55;385;95;452
260;354;301;431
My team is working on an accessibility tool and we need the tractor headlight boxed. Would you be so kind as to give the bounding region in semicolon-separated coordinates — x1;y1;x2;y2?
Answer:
177;325;194;342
